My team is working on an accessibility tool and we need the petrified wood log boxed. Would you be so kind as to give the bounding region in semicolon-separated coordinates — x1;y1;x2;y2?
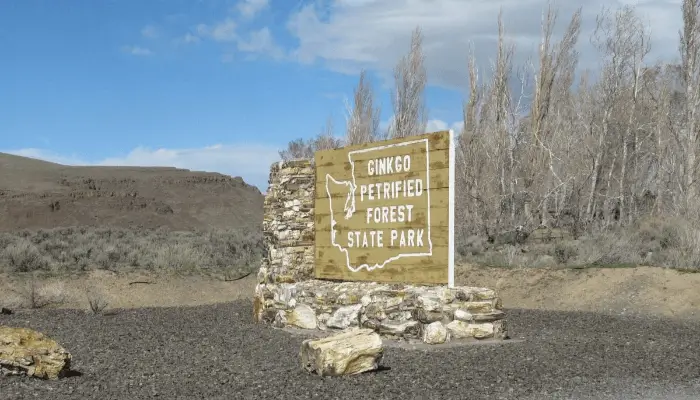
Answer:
300;328;383;376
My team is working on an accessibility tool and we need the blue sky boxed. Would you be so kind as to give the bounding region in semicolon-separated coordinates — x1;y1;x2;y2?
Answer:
1;0;683;191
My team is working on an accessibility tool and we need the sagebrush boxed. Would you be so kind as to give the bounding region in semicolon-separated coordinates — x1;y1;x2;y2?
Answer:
0;227;264;276
457;216;700;270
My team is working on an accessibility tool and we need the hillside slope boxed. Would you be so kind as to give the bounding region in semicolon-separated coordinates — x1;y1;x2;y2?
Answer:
0;153;264;232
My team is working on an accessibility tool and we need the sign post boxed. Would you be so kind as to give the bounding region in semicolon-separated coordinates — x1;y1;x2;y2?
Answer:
314;130;455;286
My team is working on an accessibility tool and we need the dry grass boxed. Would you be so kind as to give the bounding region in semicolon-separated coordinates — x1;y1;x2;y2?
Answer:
3;215;699;282
0;227;264;278
85;286;109;314
7;280;67;309
457;215;700;271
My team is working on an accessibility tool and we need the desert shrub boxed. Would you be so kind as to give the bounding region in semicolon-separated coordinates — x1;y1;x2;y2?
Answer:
470;244;524;268
553;242;578;264
126;250;141;267
531;254;557;268
659;223;682;250
0;226;264;275
2;239;49;272
613;216;700;269
456;235;487;257
85;287;109;314
154;244;202;272
652;221;700;269
573;228;643;266
455;214;700;270
12;280;66;309
0;232;15;249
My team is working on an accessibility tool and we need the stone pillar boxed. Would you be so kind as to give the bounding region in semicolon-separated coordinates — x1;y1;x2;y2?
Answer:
257;160;315;285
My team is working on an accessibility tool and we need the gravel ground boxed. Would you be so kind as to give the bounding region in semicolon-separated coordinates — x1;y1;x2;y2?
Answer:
2;301;700;400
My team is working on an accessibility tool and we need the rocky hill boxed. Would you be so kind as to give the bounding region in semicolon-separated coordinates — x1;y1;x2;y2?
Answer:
0;153;264;232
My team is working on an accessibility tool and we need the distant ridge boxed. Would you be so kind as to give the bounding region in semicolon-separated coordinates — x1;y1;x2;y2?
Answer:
0;152;264;232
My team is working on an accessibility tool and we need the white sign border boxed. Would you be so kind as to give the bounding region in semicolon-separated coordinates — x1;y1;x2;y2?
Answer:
325;138;433;273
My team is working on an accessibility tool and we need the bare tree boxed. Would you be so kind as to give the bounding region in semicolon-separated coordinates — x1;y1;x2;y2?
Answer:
587;5;651;225
456;45;487;239
455;10;529;239
442;0;700;269
278;138;313;161
345;70;381;145
389;26;428;139
679;0;700;214
525;4;581;228
314;116;344;151
647;64;683;215
279;116;342;161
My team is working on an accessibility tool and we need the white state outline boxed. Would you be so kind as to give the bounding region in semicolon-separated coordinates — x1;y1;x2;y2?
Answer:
325;138;433;273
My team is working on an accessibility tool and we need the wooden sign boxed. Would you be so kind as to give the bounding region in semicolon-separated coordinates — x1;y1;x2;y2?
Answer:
314;130;455;286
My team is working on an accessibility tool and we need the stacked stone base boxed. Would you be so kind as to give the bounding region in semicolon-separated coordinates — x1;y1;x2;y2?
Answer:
254;280;507;345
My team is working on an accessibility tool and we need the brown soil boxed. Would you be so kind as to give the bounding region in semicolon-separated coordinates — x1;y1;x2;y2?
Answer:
456;264;700;319
1;265;698;321
0;270;258;311
0;152;263;231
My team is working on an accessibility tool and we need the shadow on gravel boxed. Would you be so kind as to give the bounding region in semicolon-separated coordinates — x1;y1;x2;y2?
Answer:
62;370;83;378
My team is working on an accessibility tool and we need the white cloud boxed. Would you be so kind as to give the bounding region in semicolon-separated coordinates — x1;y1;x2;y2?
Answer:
3;144;281;191
425;119;463;133
197;18;238;42
286;0;685;88
236;27;284;59
188;20;285;60
377;117;463;135
121;45;153;56
178;32;201;45
237;0;269;19
141;25;159;39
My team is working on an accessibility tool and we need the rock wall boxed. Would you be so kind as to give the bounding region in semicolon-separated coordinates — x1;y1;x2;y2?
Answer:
254;280;507;344
257;160;316;285
254;159;508;344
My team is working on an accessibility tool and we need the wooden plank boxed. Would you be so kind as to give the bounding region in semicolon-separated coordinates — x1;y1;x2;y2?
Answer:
315;225;451;241
315;167;451;195
315;148;449;182
316;187;450;209
315;228;444;252
314;245;450;284
312;130;453;285
314;206;449;230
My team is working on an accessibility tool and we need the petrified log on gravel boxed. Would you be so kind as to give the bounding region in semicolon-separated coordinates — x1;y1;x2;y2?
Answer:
300;328;383;376
0;326;72;379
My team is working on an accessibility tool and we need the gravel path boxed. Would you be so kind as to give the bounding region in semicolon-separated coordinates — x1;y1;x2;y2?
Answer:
2;301;700;400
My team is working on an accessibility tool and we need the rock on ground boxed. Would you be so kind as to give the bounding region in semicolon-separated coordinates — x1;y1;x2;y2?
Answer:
0;326;71;380
300;328;383;376
422;321;449;344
